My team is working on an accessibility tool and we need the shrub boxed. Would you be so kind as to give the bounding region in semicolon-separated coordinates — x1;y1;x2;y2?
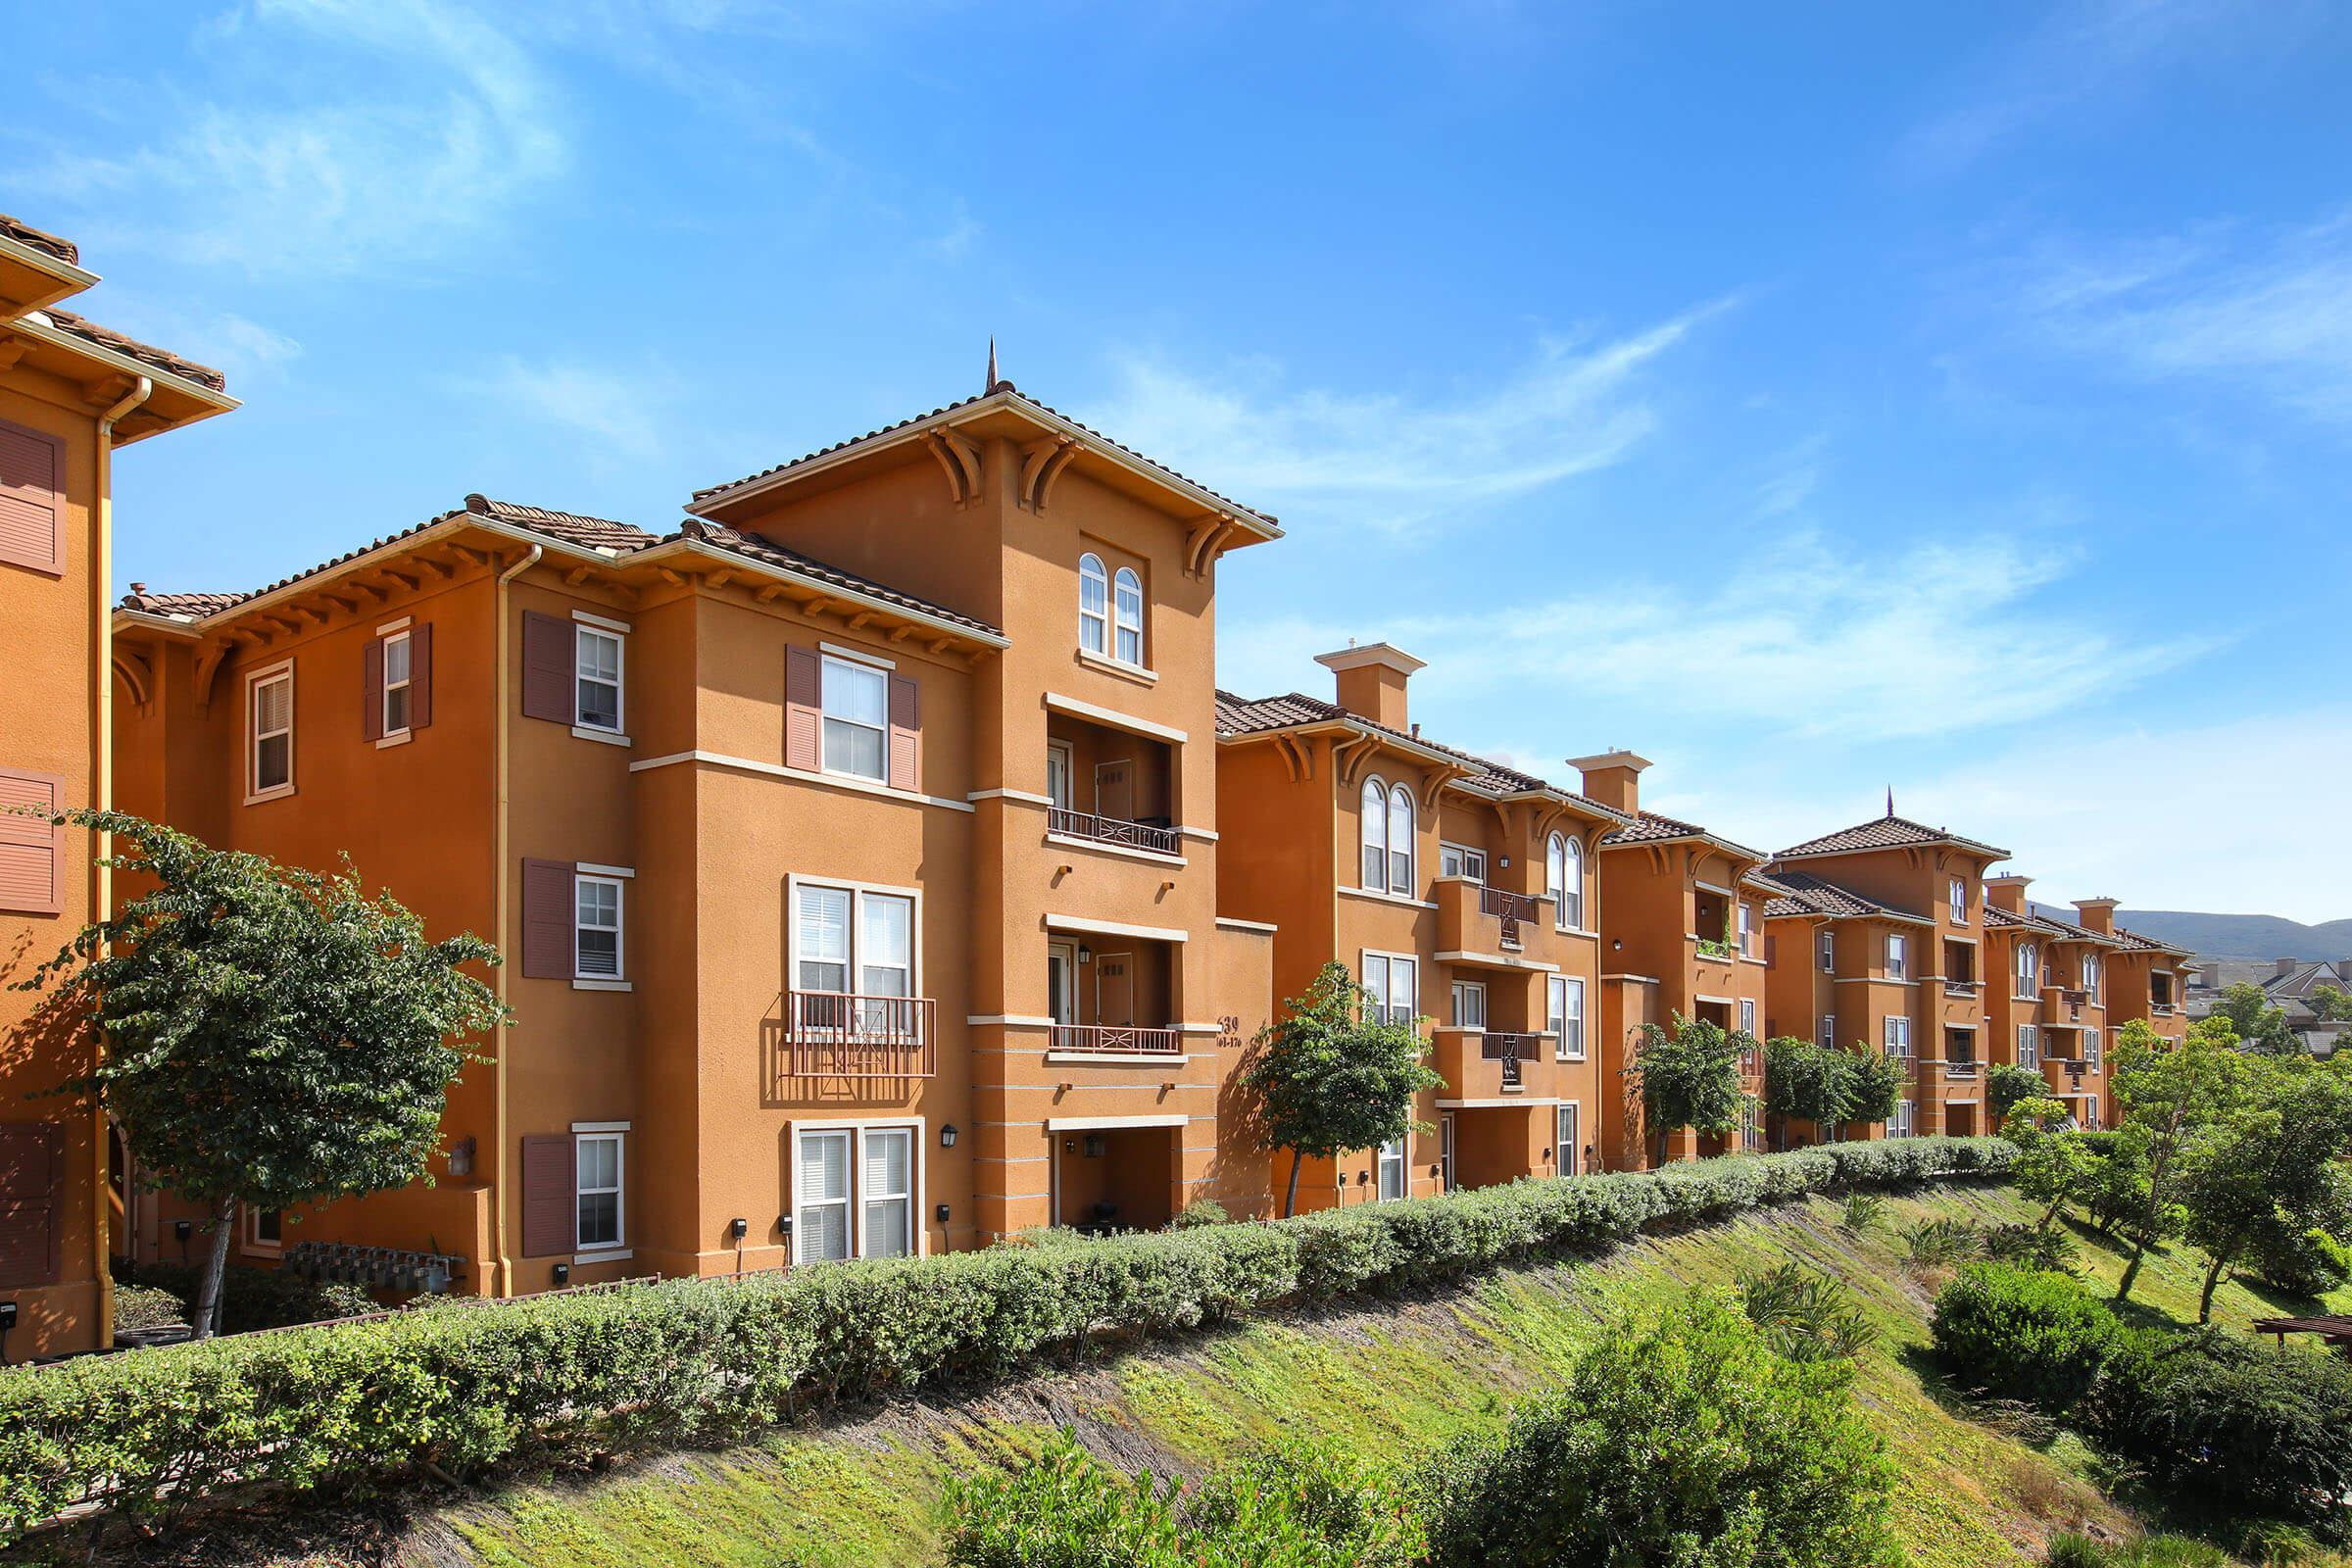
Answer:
1986;1062;2048;1123
110;1285;187;1334
1982;1221;2080;1274
1840;1191;1886;1234
116;1261;381;1334
1419;1292;1899;1567
1738;1262;1878;1362
2247;1221;2352;1299
1899;1216;1982;1269
0;1138;2014;1542
1168;1199;1230;1231
1929;1264;2122;1414
2045;1533;2234;1568
2079;1331;2352;1530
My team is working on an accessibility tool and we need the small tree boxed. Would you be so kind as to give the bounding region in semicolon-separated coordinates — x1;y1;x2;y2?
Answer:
2002;1096;2094;1227
1985;1062;2046;1124
1242;961;1444;1217
2310;984;2352;1023
1845;1048;1904;1128
14;811;508;1337
2106;1017;2250;1303
1623;1013;1743;1167
1762;1036;1855;1142
2212;981;2303;1056
2177;1053;2352;1320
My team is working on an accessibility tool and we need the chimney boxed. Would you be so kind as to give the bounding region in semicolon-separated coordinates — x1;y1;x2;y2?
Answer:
1984;874;2032;915
1314;643;1424;732
2072;898;2118;936
1567;749;1652;817
2276;956;2300;980
2334;958;2352;984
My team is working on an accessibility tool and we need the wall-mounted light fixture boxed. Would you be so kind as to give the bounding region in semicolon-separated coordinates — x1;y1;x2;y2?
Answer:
448;1135;476;1177
172;1218;192;1265
1078;944;1093;962
729;1216;749;1241
1082;1133;1106;1158
939;1123;958;1149
551;1262;570;1287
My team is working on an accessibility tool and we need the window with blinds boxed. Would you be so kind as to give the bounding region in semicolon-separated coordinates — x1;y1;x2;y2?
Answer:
798;1129;852;1262
249;664;294;799
862;1128;912;1258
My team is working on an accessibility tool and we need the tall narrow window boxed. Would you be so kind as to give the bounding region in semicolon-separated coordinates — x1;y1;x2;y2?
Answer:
1386;785;1414;895
1891;1100;1916;1139
1949;877;1967;922
2084;1029;2101;1069
2017;942;2039;996
382;630;413;736
1818;928;1836;973
1077;553;1108;655
2082;955;2100;999
575;627;622;732
576;1132;623;1250
2017;1024;2038;1068
858;891;914;1031
798;885;851;994
1886;933;1908;980
1885;1015;1911;1057
861;1127;913;1258
1739;998;1756;1039
575;875;622;980
1737;903;1754;956
819;656;889;780
250;664;294;799
798;1128;852;1262
1112;566;1144;664
1046;741;1073;809
1555;1102;1582;1174
1360;777;1388;890
1450;980;1487;1029
1376;1137;1406;1200
1819;1013;1837;1049
1555;976;1586;1059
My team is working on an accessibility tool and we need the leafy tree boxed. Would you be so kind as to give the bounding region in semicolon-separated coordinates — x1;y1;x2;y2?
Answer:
2310;983;2352;1023
1622;1013;1744;1167
1762;1036;1855;1136
1845;1048;1904;1127
2176;1053;2352;1320
2106;1017;2251;1303
1985;1061;2047;1124
1241;961;1443;1217
13;810;507;1337
2211;980;2302;1056
2003;1097;2096;1227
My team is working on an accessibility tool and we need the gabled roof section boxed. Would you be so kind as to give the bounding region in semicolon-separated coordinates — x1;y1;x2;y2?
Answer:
1985;905;2069;939
33;307;225;392
688;381;1280;540
1214;689;1628;822
1601;808;1768;863
1758;869;1933;925
679;517;1001;636
2110;926;2194;958
1776;812;2009;862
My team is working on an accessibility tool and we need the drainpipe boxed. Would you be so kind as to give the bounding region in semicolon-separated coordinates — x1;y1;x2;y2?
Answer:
489;544;541;1297
90;375;151;1348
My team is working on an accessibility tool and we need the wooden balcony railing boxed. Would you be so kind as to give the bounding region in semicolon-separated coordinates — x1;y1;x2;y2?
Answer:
1050;1023;1182;1056
780;992;936;1078
1480;1030;1546;1089
1048;807;1179;857
1480;886;1541;949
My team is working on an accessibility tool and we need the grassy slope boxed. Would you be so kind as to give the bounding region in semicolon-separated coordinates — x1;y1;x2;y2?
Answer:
277;1185;2341;1568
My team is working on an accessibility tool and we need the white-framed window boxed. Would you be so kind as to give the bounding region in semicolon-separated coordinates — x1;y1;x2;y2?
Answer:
1360;776;1388;891
789;1120;933;1261
1818;928;1836;974
1077;553;1108;656
1555;1102;1582;1175
797;1127;853;1261
1547;833;1584;929
1819;1013;1837;1049
1376;1136;1406;1201
819;654;889;781
1386;784;1413;894
1740;1094;1763;1152
575;874;623;981
2082;955;2101;1000
576;1131;624;1250
795;881;918;1032
1440;842;1487;881
241;1204;283;1257
1363;953;1416;1028
2083;1028;2101;1070
248;662;295;801
1886;933;1908;980
1949;877;1967;922
1739;998;1756;1039
1450;979;1487;1030
1046;740;1073;809
1889;1100;1916;1139
2017;1024;2039;1068
1885;1015;1911;1057
2016;942;2039;997
1550;976;1587;1060
575;626;623;732
381;629;413;737
861;1125;914;1259
1112;565;1144;665
1737;903;1755;956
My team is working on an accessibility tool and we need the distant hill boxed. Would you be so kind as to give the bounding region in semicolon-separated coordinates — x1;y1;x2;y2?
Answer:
2113;909;2352;961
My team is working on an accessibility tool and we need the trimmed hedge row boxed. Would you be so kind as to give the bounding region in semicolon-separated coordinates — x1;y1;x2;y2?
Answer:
0;1136;2012;1540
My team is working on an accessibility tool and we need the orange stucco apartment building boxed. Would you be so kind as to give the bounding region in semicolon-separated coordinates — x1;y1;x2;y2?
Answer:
0;214;235;1359
107;375;1287;1298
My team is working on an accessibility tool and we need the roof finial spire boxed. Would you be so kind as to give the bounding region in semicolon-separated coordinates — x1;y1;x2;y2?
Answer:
986;336;999;392
1886;786;1895;818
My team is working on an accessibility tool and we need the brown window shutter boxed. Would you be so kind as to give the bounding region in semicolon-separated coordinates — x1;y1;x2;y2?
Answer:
519;1134;576;1258
0;1119;64;1287
1764;934;1778;969
410;622;434;730
363;637;385;743
521;612;573;723
0;768;66;915
888;674;920;792
521;858;575;979
0;418;65;575
784;645;820;771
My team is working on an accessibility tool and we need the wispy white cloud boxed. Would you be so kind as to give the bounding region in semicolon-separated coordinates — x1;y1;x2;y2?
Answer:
1089;306;1731;538
461;354;686;464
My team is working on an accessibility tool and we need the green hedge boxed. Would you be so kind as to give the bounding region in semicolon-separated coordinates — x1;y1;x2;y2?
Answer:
1930;1263;2124;1413
0;1137;2011;1541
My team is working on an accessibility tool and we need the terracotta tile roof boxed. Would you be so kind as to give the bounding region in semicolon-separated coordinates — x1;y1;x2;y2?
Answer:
678;516;1000;635
2028;909;2126;948
1775;812;2009;861
1984;905;2069;939
1214;689;1626;820
26;307;226;393
2109;926;2193;957
1758;869;1932;924
691;381;1278;533
119;494;999;638
0;213;77;265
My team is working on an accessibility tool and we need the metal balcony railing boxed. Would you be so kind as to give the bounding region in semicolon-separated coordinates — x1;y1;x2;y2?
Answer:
1048;807;1179;857
780;992;937;1078
1480;885;1541;949
1943;978;1980;999
1050;1023;1182;1056
1480;1030;1545;1089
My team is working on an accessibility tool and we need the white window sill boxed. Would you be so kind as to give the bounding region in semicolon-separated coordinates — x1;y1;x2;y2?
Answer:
1076;648;1157;685
1043;831;1186;867
1341;885;1437;910
573;1247;632;1265
820;763;891;789
572;978;633;993
243;785;295;807
1044;1050;1193;1066
572;725;632;748
375;730;413;750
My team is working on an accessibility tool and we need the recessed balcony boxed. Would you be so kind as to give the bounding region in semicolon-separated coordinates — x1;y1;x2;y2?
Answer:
1046;806;1179;858
1434;1028;1547;1098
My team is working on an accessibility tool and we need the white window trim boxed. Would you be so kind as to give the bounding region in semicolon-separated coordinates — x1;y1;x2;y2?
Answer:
1046;739;1074;810
1360;949;1420;1030
1551;975;1588;1061
572;618;627;738
1374;1135;1407;1201
817;652;892;785
380;627;414;740
2018;1023;2039;1068
1439;840;1489;882
1818;928;1836;974
572;871;627;987
1386;782;1415;896
1450;978;1488;1029
574;1130;626;1251
1949;878;1967;923
789;1116;928;1260
787;872;924;1007
1819;1013;1837;1049
1886;933;1907;980
1885;1014;1912;1057
1111;564;1146;669
1077;552;1109;658
1360;773;1389;894
244;659;296;805
1739;998;1756;1039
240;1203;283;1258
1555;1102;1584;1175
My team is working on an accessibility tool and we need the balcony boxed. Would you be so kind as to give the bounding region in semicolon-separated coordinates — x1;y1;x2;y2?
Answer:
1435;1028;1545;1098
1942;979;1981;1000
1047;806;1178;858
1695;937;1739;962
778;992;937;1079
1436;878;1548;962
2151;1001;2178;1017
1049;1023;1181;1056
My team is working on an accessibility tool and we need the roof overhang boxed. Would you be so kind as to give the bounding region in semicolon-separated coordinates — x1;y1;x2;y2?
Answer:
0;233;98;316
4;312;237;442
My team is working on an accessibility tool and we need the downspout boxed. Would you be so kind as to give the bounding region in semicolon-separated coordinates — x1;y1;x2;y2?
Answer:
489;544;541;1297
90;375;151;1348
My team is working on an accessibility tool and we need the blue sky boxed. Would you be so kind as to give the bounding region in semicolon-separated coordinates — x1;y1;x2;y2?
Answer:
10;1;2349;918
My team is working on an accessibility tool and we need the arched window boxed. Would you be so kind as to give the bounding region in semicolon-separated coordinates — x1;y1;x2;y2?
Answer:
1386;784;1414;894
1548;833;1584;929
2016;942;2038;994
1112;567;1144;664
1077;554;1108;655
1360;776;1388;890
